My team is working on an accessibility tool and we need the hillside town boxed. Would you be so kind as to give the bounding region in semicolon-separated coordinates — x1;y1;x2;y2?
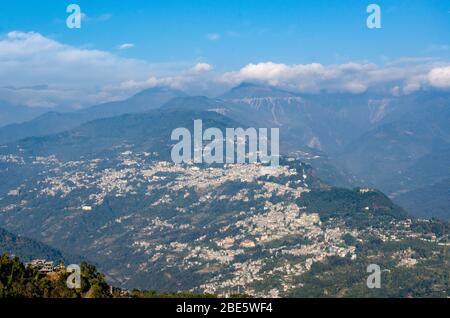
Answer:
0;151;448;297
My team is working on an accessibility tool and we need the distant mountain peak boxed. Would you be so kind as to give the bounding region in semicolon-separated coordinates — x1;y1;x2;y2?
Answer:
162;95;221;111
221;82;297;99
0;86;189;144
235;82;264;89
131;86;187;100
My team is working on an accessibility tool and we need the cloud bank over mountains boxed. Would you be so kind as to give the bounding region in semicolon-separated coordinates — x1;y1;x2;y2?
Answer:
428;66;450;89
1;31;450;109
221;61;450;95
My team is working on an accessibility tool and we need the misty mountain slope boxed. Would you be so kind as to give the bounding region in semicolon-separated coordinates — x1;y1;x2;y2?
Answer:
386;147;450;220
163;93;320;158
394;177;450;220
220;82;299;99
0;226;69;263
83;87;187;118
0;111;92;146
0;107;448;297
163;84;366;153
333;94;450;219
337;98;450;189
387;146;450;194
219;86;450;155
0;101;51;128
288;147;360;188
0;87;186;145
162;96;226;113
218;84;412;154
337;122;438;186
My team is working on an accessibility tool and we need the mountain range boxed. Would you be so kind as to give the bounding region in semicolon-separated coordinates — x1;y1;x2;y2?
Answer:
0;101;448;296
0;83;449;296
0;83;449;221
0;87;186;145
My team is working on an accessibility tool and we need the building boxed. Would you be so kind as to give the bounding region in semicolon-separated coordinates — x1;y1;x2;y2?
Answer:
26;259;55;273
240;240;256;248
26;259;65;273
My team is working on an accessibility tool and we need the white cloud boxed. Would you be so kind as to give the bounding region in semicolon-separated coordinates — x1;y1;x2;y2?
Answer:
0;32;221;108
1;31;450;109
428;66;450;89
221;62;369;93
190;63;213;74
206;33;221;41
120;63;215;93
119;43;135;50
0;31;174;108
220;61;450;94
0;31;150;85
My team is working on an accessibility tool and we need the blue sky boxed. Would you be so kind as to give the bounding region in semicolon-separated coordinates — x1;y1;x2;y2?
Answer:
1;0;450;68
0;1;450;108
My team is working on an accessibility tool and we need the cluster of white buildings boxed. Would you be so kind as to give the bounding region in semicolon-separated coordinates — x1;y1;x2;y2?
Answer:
25;259;65;273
